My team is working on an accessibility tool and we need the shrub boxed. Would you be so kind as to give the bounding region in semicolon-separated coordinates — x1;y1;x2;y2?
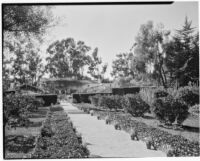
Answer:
26;97;44;112
98;95;123;110
139;88;155;108
154;88;169;98
175;86;199;107
3;94;44;128
189;104;199;116
72;98;78;103
89;95;100;106
153;95;189;125
5;135;36;153
122;94;150;117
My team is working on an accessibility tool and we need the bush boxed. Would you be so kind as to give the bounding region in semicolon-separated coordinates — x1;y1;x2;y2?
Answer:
153;95;189;125
3;94;44;128
5;135;36;153
189;104;199;116
175;86;199;107
122;94;150;117
154;88;169;98
139;88;155;108
89;95;100;106
72;98;78;103
98;95;123;110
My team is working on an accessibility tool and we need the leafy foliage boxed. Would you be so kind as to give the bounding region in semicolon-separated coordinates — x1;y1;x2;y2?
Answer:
3;5;53;38
3;5;54;86
153;95;189;125
5;135;36;153
46;38;91;79
89;95;100;106
165;17;199;86
111;53;134;78
175;86;199;107
154;88;169;98
122;94;150;117
3;94;44;128
98;95;123;110
32;110;89;158
132;21;170;87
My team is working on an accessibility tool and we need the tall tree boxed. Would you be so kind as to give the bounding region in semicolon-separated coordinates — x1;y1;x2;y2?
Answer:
3;5;54;88
46;38;91;79
111;53;134;78
10;43;28;85
87;47;103;79
3;5;53;38
165;17;199;86
26;50;44;85
133;21;170;87
100;63;108;80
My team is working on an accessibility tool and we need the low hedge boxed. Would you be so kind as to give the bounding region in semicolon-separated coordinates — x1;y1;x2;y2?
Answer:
92;110;199;157
35;94;57;106
112;87;140;95
73;93;111;104
31;110;89;158
90;94;149;116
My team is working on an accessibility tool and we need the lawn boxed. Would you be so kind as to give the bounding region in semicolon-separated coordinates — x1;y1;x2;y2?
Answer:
4;106;49;159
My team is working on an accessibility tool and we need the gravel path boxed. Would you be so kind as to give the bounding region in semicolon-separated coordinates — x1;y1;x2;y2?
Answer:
61;101;166;158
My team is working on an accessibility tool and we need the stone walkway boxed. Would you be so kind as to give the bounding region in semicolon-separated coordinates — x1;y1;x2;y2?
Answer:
61;101;166;158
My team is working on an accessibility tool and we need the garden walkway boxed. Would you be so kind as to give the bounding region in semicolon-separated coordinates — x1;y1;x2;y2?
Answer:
61;101;166;158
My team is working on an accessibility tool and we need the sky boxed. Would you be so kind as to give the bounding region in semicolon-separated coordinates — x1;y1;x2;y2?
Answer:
42;1;199;79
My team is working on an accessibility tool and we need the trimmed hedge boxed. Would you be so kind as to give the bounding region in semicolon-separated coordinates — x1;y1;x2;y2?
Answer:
112;87;140;95
35;94;57;106
73;93;111;103
89;94;149;116
31;110;89;158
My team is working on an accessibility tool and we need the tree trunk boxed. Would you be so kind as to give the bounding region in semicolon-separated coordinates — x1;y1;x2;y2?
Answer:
161;66;167;88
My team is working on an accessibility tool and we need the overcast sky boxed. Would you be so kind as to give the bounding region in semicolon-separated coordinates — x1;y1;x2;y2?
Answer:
42;1;198;79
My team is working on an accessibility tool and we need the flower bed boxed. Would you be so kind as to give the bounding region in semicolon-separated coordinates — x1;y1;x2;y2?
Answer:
31;107;89;159
77;104;199;157
5;135;36;154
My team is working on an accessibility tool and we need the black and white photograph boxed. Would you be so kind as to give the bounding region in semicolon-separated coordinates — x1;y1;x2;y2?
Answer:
2;1;199;159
